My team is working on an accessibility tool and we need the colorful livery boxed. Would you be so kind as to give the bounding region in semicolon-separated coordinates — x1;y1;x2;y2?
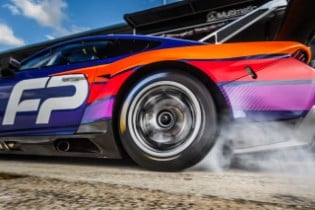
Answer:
0;34;314;170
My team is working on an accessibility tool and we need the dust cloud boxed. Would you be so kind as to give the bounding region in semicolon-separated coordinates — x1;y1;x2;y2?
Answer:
191;122;315;174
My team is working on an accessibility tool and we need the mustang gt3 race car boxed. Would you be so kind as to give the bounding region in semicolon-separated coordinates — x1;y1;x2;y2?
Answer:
0;34;314;171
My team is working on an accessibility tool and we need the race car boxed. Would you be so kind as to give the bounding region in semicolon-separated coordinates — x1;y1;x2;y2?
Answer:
1;0;315;171
0;33;314;171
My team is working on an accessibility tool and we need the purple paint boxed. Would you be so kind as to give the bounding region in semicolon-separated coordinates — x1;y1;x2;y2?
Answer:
222;83;315;111
82;97;114;123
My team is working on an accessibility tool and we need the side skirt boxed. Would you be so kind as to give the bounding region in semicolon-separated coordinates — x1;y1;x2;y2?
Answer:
0;120;122;159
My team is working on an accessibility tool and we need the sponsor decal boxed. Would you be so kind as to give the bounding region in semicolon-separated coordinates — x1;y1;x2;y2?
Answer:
206;6;257;22
2;74;88;125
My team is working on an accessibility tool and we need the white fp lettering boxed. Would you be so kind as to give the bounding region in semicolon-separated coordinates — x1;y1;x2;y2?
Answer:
36;75;88;124
3;78;49;125
2;74;88;125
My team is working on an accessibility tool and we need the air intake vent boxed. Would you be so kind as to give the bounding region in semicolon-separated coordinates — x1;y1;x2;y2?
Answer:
292;50;308;63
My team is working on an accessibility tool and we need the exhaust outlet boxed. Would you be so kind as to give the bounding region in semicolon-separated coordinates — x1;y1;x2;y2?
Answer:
0;142;10;151
56;141;71;152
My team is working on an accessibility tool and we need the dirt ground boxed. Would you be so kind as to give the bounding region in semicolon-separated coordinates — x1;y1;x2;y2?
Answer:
0;155;314;209
0;173;312;210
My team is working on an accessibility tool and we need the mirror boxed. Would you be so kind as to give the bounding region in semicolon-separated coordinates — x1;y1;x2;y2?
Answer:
0;57;20;77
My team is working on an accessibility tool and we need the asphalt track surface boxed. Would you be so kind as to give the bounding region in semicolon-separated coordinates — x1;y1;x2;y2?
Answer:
0;154;314;209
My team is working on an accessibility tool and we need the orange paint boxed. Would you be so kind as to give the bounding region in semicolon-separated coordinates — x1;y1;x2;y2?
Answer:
52;41;310;80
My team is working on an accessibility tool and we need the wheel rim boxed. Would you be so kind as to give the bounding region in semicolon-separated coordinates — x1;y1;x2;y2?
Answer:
127;80;203;158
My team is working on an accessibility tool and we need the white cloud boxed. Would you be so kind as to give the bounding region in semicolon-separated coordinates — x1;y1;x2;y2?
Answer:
5;0;89;37
44;25;90;41
0;23;25;47
5;0;67;33
2;3;20;15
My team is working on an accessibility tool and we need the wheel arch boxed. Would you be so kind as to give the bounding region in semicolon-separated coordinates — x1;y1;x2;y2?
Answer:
112;61;229;154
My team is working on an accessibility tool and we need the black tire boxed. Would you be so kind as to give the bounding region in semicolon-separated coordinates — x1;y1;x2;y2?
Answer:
118;70;217;171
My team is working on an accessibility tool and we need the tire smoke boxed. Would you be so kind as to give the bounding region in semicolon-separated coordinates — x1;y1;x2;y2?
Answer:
191;122;315;174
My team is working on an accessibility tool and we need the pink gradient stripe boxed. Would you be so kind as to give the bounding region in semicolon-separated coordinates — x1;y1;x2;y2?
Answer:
222;83;315;111
82;97;114;123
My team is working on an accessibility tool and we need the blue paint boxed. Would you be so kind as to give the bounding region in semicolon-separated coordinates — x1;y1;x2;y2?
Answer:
0;70;87;136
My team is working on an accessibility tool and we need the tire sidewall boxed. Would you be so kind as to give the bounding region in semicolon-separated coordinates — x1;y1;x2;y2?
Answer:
118;70;217;171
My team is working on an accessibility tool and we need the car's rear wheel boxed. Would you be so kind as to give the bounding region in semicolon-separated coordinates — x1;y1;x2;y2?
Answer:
118;70;217;171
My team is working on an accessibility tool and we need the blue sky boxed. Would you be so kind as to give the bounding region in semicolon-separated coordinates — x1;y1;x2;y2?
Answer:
0;0;180;52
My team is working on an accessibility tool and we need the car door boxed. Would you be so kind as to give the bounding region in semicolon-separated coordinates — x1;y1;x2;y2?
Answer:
0;44;89;136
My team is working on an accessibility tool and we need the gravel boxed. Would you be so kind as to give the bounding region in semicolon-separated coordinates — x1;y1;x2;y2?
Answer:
0;156;314;209
0;173;311;210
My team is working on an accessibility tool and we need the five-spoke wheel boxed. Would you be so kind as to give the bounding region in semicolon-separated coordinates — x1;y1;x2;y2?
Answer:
118;70;217;171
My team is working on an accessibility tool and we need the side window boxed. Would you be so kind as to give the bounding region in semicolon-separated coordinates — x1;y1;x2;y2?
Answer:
57;39;160;62
103;39;160;58
19;39;160;70
20;41;105;70
20;51;54;70
56;42;104;64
